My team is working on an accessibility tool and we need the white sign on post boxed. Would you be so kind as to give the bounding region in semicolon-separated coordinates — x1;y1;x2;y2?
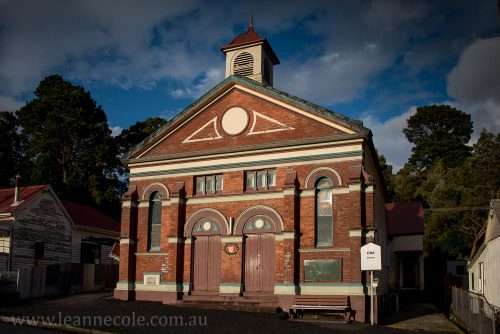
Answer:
360;242;382;271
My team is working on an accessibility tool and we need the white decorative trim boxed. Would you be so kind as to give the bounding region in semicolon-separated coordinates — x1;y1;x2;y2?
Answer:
141;182;170;200
235;85;356;134
130;156;362;181
184;208;230;236
219;284;241;294
188;192;283;205
283;189;296;196
132;144;363;175
348;229;376;238
120;238;135;245
221;236;244;242
138;202;149;208
349;184;362;192
248;110;294;135
115;282;135;290
275;232;297;241
135;252;168;256
298;248;350;253
304;167;343;188
274;285;296;295
185;239;192;244
167;237;184;244
300;188;350;197
183;117;222;143
122;200;138;208
365;185;374;193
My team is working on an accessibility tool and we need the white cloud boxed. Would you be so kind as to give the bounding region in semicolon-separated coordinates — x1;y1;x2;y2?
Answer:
171;68;224;99
363;107;416;171
109;126;123;137
447;37;500;135
0;95;25;111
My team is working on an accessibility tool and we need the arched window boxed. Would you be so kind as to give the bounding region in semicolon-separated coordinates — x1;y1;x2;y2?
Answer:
233;52;254;77
148;191;162;250
315;177;333;247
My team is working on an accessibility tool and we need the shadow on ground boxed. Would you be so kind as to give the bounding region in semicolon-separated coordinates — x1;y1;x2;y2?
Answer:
0;293;464;334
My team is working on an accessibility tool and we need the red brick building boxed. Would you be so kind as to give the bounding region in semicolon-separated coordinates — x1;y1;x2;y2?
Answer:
114;24;389;323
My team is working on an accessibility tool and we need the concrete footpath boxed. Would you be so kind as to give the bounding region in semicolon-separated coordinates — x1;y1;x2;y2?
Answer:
0;292;464;333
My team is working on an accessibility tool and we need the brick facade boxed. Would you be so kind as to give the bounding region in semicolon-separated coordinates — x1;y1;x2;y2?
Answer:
114;71;388;324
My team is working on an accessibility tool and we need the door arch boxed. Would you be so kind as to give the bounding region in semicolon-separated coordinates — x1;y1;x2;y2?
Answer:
235;206;282;293
185;209;228;293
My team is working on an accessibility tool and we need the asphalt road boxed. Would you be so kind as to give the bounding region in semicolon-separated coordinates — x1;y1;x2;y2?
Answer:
0;292;463;334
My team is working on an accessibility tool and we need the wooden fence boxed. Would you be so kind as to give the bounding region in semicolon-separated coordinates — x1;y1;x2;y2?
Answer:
0;263;118;300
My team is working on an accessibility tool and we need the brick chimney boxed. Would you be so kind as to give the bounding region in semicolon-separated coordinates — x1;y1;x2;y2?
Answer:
13;175;20;204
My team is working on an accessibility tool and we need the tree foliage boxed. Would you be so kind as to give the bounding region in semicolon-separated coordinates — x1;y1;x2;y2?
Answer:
403;105;473;171
116;117;167;156
16;74;125;217
0;111;20;187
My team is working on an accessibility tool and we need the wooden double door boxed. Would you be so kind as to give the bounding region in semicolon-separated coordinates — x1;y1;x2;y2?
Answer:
244;234;275;292
192;235;220;292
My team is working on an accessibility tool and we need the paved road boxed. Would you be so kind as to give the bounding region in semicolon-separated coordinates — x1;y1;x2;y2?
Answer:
0;322;61;333
0;293;464;334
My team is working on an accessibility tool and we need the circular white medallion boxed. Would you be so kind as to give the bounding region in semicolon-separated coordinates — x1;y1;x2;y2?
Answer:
202;221;212;231
254;218;265;229
221;107;249;135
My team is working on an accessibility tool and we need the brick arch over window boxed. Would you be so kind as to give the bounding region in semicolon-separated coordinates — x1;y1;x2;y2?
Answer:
184;208;229;237
141;182;170;201
234;205;284;235
304;167;342;189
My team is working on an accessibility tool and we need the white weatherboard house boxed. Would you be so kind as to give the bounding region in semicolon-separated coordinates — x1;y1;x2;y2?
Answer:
468;199;500;308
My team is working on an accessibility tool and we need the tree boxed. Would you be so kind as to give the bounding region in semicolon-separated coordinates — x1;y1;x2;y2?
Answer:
403;105;473;171
16;74;125;217
116;117;167;156
0;111;20;187
378;154;396;202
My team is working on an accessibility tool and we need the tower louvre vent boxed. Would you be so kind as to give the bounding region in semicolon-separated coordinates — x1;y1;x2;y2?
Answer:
233;52;254;77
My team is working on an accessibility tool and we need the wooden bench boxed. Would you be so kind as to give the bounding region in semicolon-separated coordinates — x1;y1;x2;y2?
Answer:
289;296;353;321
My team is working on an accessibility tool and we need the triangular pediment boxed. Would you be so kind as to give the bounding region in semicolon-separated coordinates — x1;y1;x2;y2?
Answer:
126;76;368;161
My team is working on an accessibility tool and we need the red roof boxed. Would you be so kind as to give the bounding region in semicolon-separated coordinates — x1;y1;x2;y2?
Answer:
0;185;47;215
386;202;424;236
220;25;280;64
62;200;120;234
224;26;263;48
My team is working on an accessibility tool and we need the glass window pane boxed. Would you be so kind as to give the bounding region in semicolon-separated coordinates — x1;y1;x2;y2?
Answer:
317;189;332;216
257;171;266;188
216;174;223;191
149;192;162;250
246;173;255;189
196;177;205;193
205;176;214;192
267;170;276;186
150;224;161;249
316;217;333;246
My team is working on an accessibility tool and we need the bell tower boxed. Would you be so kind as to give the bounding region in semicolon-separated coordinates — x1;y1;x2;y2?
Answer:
220;16;280;86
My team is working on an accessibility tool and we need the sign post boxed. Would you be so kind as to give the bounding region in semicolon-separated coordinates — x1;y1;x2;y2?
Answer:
360;242;381;325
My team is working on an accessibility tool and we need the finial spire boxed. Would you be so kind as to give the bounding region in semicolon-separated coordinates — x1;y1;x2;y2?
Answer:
250;12;253;29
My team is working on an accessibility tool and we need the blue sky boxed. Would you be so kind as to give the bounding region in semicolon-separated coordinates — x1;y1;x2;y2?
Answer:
1;0;499;170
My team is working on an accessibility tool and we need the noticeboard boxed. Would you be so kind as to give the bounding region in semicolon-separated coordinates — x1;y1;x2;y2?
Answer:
360;242;381;271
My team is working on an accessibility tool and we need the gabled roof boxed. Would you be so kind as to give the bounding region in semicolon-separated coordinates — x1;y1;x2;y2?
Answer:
0;185;48;215
62;200;120;234
124;75;370;160
386;202;424;236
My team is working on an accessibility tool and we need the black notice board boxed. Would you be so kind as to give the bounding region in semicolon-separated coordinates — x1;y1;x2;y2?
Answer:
304;259;341;281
